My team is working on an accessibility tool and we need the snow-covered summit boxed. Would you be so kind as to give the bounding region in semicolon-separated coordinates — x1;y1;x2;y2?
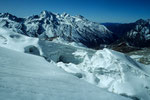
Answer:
0;11;114;48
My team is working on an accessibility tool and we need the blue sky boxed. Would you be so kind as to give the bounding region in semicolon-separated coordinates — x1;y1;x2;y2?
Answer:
0;0;150;23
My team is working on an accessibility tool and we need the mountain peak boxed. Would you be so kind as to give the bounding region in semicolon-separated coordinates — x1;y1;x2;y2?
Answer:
0;11;113;48
135;19;145;24
61;12;70;17
40;10;55;18
0;12;24;22
77;15;84;19
0;12;14;18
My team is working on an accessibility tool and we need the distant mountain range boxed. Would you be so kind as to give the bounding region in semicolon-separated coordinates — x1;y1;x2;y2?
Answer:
0;11;115;48
0;11;150;51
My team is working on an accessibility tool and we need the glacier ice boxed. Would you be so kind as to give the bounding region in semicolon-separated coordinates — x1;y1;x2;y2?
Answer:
0;46;130;100
38;40;150;100
0;27;150;100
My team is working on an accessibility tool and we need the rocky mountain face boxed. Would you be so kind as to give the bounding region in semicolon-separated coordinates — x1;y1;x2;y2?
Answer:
126;19;150;47
103;19;150;52
102;22;136;39
0;11;114;48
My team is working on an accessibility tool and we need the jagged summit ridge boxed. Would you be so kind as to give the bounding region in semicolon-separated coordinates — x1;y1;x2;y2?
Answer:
0;11;114;48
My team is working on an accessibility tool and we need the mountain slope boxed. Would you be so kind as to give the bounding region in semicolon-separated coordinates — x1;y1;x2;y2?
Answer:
0;27;41;54
101;22;136;39
0;47;130;100
0;11;114;48
126;19;150;47
1;27;150;99
103;19;150;50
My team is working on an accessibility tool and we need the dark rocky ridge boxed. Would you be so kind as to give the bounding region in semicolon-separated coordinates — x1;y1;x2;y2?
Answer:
102;19;150;52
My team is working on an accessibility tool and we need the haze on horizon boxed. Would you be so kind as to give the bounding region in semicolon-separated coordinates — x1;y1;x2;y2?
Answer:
0;0;150;23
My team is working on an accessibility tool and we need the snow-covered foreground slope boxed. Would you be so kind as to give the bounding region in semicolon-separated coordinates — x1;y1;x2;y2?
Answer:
0;47;130;100
39;40;150;100
1;27;150;100
0;28;42;54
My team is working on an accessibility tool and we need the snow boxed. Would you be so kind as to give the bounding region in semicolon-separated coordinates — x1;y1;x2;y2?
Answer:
0;11;114;47
1;12;150;100
0;47;129;100
130;55;144;62
130;55;143;59
1;27;150;99
38;40;150;100
0;28;42;55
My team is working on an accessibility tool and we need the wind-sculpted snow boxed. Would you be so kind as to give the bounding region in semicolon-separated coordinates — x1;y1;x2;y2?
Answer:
39;40;150;100
0;47;130;100
0;11;114;48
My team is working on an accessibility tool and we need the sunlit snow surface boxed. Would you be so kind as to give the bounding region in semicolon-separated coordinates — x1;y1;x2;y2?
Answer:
39;40;150;100
0;28;42;53
0;28;150;100
0;47;130;100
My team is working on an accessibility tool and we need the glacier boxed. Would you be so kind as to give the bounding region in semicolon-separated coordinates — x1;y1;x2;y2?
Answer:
0;47;131;100
39;40;150;100
0;25;150;100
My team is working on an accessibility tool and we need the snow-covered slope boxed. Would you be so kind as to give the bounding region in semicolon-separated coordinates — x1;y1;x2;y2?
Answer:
0;27;42;55
1;27;150;99
0;11;113;48
38;40;150;100
0;47;130;100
